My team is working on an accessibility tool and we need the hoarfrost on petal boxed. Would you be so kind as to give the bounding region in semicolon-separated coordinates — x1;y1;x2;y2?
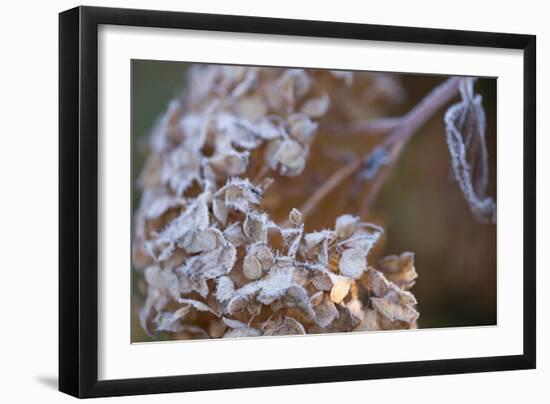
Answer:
335;214;359;239
215;276;236;303
339;248;367;279
300;94;330;118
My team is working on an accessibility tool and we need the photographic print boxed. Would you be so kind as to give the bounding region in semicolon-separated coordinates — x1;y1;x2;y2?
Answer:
131;61;497;342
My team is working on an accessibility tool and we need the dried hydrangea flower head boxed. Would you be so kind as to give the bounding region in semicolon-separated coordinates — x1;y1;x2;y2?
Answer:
133;65;417;339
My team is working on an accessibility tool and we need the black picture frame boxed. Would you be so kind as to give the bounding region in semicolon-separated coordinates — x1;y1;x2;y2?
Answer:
59;5;536;398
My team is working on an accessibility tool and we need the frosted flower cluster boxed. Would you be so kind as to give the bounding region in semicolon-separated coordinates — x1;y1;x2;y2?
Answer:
133;65;417;339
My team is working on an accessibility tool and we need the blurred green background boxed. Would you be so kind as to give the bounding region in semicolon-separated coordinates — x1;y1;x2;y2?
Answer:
131;60;497;341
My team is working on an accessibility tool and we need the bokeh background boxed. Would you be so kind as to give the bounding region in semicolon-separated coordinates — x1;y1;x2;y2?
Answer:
132;60;497;341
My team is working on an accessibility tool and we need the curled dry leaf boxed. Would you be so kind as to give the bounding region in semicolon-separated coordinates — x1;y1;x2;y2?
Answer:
444;78;496;223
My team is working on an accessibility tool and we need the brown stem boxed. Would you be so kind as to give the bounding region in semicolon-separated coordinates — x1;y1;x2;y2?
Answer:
359;77;463;216
290;77;464;224
287;158;361;225
328;117;402;136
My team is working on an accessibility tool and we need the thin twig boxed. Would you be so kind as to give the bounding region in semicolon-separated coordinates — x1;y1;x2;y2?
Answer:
289;77;464;223
253;165;270;184
327;117;402;137
289;158;361;225
359;77;463;215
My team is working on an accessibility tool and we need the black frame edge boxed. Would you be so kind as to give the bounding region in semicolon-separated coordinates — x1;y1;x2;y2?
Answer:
522;34;536;369
59;6;81;398
59;5;537;398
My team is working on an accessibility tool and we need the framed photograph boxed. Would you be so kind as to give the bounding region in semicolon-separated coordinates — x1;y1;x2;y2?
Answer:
59;6;536;398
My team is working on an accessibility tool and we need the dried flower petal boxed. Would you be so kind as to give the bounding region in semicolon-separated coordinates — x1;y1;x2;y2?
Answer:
243;254;263;280
220;178;261;213
378;252;418;289
301;94;330;118
289;208;303;226
335;214;359;239
371;297;419;324
243;211;269;243
273;139;308;177
313;296;339;328
329;276;352;304
215;276;235;303
288;113;318;144
263;316;306;336
339;248;367;279
222;317;261;338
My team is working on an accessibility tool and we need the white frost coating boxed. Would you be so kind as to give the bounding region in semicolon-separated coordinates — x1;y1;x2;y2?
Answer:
444;78;496;223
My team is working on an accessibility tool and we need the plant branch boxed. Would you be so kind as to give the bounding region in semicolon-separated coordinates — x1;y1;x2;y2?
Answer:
289;77;464;224
328;117;403;136
359;77;463;215
287;158;361;225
